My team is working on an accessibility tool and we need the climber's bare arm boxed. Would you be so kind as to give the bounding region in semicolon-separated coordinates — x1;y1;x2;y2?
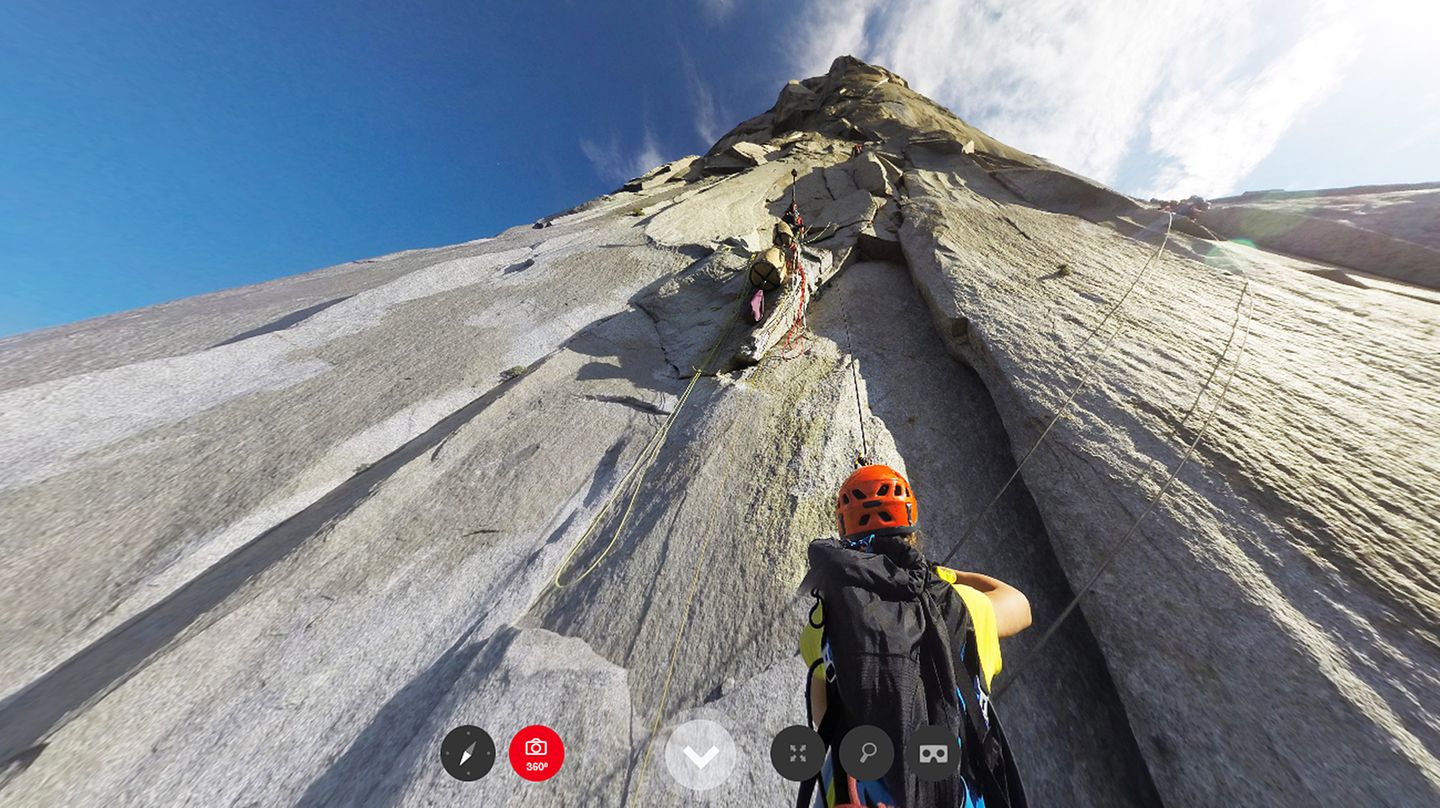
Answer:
947;570;1033;637
809;676;828;729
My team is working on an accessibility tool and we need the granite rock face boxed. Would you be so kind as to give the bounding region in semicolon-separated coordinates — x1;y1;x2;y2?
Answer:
1;56;1436;807
898;148;1440;805
1202;183;1440;290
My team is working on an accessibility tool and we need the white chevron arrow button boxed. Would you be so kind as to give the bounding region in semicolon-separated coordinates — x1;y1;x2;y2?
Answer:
665;719;735;788
683;745;720;769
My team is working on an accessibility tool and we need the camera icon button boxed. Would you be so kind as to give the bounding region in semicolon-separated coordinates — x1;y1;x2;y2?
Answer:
508;725;564;782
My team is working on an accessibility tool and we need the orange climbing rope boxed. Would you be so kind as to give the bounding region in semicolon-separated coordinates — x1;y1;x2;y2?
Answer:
775;241;810;359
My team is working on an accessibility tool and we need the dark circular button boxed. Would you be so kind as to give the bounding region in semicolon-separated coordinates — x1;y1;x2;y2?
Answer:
838;725;893;781
770;725;825;782
440;725;496;781
905;724;961;782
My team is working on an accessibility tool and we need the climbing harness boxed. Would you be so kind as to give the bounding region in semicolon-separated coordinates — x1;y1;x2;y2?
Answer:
939;213;1176;568
994;269;1254;699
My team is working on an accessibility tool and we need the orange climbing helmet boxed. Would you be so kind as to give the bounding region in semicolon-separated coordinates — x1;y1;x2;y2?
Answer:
835;464;919;539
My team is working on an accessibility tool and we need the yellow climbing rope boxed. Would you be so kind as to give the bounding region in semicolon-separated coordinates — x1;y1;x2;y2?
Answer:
551;285;746;590
629;352;797;801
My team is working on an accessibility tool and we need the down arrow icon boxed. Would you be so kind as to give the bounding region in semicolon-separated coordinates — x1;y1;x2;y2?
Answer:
683;745;720;769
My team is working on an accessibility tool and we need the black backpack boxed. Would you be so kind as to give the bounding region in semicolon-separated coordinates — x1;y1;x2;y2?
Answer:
799;535;1028;808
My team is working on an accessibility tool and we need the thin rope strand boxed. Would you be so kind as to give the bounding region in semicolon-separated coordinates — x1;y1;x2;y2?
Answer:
839;270;870;464
552;286;743;590
994;280;1254;700
940;213;1174;566
627;359;778;803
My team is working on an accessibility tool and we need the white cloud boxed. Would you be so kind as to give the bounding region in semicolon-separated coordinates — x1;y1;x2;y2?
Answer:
679;46;724;147
790;0;1360;198
698;0;738;23
794;0;877;78
579;128;667;184
1140;3;1354;197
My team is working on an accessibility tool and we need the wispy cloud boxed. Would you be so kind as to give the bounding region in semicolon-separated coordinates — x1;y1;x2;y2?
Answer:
679;45;724;147
579;127;666;184
1140;3;1354;197
793;0;877;80
791;0;1359;198
698;0;738;23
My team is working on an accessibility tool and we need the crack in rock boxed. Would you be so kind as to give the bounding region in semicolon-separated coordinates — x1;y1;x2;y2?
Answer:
579;394;672;417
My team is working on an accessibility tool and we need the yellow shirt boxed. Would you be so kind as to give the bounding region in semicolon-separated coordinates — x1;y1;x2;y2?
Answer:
800;565;1003;690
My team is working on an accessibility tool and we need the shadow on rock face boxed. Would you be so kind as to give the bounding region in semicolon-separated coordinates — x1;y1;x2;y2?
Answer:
0;360;542;771
293;624;507;808
209;296;354;348
568;310;684;396
563;262;726;395
612;246;757;378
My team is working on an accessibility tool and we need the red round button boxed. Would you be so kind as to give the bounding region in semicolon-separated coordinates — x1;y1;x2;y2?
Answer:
508;724;564;781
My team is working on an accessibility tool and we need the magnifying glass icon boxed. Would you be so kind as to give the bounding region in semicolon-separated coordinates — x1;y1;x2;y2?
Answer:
859;742;878;764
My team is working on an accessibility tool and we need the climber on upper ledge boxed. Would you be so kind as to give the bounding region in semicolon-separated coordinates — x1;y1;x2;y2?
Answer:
743;170;810;325
798;463;1031;808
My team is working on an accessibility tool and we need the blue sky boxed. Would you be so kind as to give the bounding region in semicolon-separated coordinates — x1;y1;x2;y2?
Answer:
3;1;1436;337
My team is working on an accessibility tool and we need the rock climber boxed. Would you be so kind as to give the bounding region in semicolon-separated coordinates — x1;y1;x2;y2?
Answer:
799;463;1031;808
782;199;807;240
744;178;809;323
782;167;808;241
774;219;797;250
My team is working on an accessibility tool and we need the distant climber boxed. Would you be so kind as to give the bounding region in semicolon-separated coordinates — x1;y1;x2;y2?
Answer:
1154;195;1211;218
782;199;807;239
799;464;1031;808
743;171;811;325
774;220;797;250
782;167;808;241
